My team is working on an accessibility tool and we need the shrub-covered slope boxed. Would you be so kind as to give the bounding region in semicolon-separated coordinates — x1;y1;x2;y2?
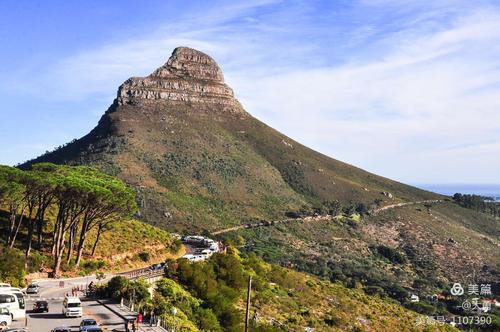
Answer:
101;250;458;331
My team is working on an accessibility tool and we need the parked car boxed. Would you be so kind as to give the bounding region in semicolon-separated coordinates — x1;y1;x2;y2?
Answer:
62;296;82;317
32;300;48;313
25;285;39;294
52;327;71;332
79;319;99;332
0;307;12;330
2;329;28;332
149;263;164;271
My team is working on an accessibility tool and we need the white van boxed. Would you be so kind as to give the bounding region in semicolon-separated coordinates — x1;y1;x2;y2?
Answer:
0;284;10;289
0;290;25;320
62;296;82;317
8;291;25;319
0;307;12;329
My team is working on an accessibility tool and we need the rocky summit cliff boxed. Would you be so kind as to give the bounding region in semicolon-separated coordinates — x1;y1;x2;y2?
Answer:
25;47;499;290
117;47;244;111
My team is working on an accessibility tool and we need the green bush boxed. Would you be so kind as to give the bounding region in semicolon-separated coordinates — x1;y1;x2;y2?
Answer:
169;240;183;254
105;276;150;305
407;301;436;315
81;259;106;273
138;251;151;262
324;311;342;327
195;307;222;332
374;245;407;264
106;276;130;299
364;285;385;297
165;253;245;331
0;247;26;287
155;278;200;315
27;251;48;273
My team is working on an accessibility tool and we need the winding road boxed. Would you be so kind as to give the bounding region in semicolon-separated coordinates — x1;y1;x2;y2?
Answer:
10;275;125;332
210;199;445;235
371;199;443;213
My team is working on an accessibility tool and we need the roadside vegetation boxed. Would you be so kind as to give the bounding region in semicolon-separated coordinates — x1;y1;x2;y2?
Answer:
0;163;179;282
0;247;26;287
96;249;452;331
222;202;500;330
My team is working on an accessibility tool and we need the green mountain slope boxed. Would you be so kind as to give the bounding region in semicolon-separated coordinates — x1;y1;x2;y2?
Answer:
23;47;499;309
24;47;439;232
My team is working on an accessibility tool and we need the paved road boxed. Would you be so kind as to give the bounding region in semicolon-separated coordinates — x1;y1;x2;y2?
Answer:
27;274;112;299
10;275;125;332
10;298;125;332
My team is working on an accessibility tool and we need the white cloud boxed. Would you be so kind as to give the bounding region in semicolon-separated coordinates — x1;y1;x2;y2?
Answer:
229;8;500;183
2;0;282;101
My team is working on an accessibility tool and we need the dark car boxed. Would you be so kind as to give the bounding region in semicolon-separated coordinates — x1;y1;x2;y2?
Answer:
79;319;99;332
26;284;39;294
32;300;48;313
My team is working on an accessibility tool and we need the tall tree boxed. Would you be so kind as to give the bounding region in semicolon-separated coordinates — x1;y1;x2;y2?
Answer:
0;166;27;249
51;171;90;276
90;220;113;256
2;163;137;277
21;170;57;259
72;167;137;266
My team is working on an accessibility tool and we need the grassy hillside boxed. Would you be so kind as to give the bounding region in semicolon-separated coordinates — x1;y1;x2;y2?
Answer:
218;201;500;327
100;249;458;331
0;210;181;280
24;103;440;233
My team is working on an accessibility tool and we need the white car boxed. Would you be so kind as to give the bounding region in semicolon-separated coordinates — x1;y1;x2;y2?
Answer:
0;307;12;330
62;296;82;317
25;285;39;295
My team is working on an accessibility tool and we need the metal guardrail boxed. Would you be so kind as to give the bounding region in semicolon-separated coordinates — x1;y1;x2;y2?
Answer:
117;268;165;280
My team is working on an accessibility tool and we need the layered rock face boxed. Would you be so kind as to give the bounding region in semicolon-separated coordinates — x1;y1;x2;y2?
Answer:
117;47;243;111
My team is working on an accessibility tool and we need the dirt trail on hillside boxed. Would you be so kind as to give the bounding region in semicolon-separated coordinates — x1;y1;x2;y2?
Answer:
211;200;444;236
372;199;443;213
211;215;335;235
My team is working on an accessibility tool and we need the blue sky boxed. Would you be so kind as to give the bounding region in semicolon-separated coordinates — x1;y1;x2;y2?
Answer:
1;0;499;185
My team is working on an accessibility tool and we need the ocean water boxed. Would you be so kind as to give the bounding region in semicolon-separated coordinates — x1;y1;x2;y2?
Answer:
415;184;500;202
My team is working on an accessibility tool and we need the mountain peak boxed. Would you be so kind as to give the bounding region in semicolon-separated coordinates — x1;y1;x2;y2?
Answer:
153;47;225;82
117;47;240;110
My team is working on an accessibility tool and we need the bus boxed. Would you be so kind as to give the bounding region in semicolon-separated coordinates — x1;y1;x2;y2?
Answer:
8;289;25;319
0;289;25;320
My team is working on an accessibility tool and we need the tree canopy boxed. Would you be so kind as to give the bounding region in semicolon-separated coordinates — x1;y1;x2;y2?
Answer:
0;163;137;277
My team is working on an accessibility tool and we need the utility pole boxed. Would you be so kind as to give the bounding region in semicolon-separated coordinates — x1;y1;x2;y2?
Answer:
245;275;252;332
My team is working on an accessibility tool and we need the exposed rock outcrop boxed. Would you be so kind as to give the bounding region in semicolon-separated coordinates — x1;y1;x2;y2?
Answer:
117;47;244;112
